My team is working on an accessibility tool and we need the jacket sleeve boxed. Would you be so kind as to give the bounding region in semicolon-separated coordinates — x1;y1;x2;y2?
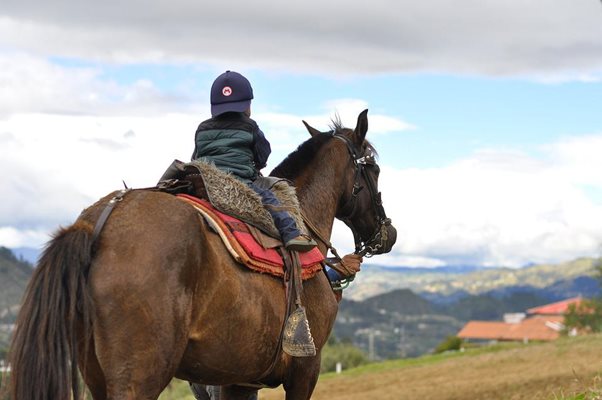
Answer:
253;127;271;170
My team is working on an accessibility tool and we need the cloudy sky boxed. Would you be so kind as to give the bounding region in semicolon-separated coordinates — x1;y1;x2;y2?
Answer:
1;0;602;267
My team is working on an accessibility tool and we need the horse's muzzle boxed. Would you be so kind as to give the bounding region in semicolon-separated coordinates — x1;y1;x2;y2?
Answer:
359;221;397;256
376;224;397;255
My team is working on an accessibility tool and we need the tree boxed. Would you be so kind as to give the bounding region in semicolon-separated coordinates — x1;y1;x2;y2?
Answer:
564;257;602;334
564;300;602;333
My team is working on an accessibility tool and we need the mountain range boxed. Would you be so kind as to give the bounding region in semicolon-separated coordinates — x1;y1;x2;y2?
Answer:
0;247;33;355
344;257;598;302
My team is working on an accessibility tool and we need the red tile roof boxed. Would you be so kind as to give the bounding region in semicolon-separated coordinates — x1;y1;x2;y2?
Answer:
526;297;582;315
457;315;564;342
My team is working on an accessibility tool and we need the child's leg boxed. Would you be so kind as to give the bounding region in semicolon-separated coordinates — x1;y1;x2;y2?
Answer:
249;183;300;243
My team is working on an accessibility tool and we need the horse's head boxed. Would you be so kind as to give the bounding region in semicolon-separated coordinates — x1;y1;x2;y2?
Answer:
303;109;397;257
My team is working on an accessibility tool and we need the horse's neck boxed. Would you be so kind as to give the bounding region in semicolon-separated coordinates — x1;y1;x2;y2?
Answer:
294;155;345;242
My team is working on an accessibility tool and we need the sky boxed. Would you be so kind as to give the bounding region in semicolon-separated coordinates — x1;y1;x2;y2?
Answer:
1;0;602;268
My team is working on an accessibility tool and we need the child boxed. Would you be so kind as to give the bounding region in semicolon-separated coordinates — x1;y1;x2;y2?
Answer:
192;70;316;252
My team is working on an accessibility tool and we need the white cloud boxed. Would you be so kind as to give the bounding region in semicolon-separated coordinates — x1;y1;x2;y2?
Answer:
546;134;602;186
321;99;416;134
381;141;602;267
0;53;202;117
257;102;414;169
0;226;50;248
1;0;602;78
0;112;199;242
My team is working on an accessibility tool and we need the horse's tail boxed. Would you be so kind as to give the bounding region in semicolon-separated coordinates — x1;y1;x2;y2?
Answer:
9;220;95;400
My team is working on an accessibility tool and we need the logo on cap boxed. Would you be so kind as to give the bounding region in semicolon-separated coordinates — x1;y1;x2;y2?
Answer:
222;86;232;96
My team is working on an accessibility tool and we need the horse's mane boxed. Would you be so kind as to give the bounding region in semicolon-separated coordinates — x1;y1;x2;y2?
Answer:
269;130;334;180
270;119;377;181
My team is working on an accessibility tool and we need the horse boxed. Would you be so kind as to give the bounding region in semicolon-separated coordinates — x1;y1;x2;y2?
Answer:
9;109;397;400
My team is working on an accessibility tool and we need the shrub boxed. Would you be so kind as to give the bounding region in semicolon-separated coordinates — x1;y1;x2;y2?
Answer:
320;340;369;373
433;335;463;354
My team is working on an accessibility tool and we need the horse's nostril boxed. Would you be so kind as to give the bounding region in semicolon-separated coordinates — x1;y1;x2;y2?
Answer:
382;225;397;253
388;226;397;246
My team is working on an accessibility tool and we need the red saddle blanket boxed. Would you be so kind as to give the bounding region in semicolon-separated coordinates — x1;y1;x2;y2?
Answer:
177;194;324;280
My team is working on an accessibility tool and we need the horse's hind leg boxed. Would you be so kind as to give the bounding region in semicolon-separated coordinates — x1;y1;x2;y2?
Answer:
89;269;192;399
93;324;182;400
90;295;190;400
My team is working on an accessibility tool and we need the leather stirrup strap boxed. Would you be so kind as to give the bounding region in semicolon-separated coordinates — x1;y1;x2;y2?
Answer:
251;247;294;384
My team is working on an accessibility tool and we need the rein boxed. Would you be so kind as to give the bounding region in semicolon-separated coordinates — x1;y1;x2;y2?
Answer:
332;133;392;258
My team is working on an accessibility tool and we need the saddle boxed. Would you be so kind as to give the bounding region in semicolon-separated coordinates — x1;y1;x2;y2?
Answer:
178;194;323;280
158;160;324;280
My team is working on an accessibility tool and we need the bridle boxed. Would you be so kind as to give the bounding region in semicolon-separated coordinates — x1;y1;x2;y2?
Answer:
332;133;392;257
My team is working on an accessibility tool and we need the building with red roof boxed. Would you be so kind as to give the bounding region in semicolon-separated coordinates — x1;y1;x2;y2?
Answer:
457;297;580;343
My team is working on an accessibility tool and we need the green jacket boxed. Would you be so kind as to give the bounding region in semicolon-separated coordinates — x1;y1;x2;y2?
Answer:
192;112;271;183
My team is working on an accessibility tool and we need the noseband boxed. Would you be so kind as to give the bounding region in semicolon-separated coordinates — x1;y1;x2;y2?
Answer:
333;133;392;257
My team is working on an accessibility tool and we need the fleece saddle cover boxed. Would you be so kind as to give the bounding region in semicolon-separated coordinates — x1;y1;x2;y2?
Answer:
177;194;324;280
187;160;309;238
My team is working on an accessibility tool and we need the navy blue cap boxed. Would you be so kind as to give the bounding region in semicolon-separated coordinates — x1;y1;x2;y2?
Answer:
210;71;254;117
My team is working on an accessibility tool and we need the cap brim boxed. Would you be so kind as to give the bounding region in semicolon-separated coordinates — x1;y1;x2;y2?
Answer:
211;99;251;117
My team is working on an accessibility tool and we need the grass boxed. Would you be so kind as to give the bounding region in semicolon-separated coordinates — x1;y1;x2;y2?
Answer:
552;373;602;400
318;340;527;379
257;334;602;400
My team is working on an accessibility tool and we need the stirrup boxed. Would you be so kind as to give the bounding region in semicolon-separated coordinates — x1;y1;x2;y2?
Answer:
282;306;316;357
285;235;317;252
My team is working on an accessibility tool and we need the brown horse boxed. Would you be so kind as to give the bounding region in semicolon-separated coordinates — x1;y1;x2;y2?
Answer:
9;110;396;400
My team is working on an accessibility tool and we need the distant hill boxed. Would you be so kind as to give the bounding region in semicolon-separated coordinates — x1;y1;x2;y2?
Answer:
362;288;434;315
334;258;600;359
345;257;599;301
11;246;42;265
421;257;597;296
335;289;463;358
0;247;32;315
0;247;33;353
434;291;551;321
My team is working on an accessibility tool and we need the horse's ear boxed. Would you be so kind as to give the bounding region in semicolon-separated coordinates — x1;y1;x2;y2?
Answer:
302;120;322;137
354;109;369;145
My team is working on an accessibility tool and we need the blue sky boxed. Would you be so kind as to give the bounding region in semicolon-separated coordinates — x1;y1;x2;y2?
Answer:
1;0;602;267
49;59;602;168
